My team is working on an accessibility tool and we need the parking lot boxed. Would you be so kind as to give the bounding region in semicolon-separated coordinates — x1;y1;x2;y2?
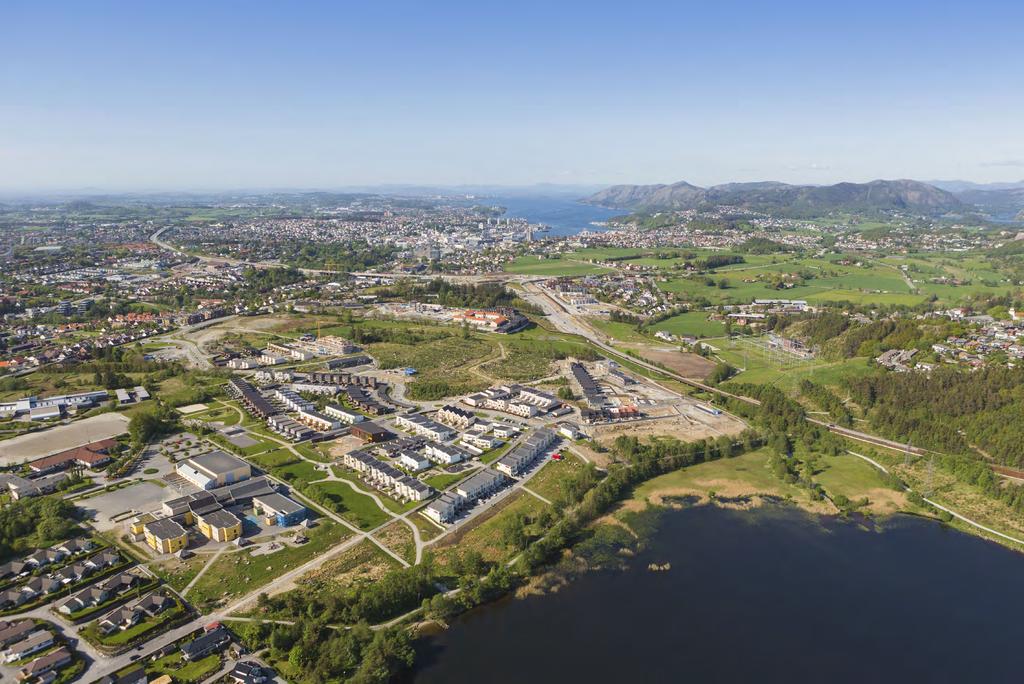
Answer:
78;481;176;531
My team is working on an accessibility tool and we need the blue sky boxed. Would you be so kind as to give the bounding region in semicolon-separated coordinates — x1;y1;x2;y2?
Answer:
2;0;1023;191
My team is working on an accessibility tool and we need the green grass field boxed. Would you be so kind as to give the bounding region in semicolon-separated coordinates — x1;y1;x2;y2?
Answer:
656;256;928;307
526;453;585;501
713;337;873;394
306;481;391;529
631;449;812;505
433;491;551;576
504;255;614;276
186;521;351;608
650;311;726;338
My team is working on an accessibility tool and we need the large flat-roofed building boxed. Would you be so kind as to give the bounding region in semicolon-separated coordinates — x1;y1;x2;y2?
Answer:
161;477;276;520
29;405;61;421
195;508;242;542
177;451;252;490
253;493;307;526
143;518;189;554
0;390;108;417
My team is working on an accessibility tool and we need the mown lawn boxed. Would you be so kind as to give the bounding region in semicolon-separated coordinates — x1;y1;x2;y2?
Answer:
306;481;392;530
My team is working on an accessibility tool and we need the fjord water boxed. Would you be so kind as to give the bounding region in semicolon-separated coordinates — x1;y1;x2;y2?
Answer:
493;195;620;236
413;506;1023;683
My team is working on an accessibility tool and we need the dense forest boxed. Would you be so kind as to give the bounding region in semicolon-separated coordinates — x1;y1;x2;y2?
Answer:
846;365;1024;467
233;620;415;684
381;279;541;314
0;497;81;562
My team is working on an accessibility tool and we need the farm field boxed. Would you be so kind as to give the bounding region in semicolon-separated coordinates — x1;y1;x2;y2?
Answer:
504;255;614;276
650;311;726;338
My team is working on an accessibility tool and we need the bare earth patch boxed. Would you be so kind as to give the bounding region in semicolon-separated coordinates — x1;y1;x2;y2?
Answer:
593;405;746;444
860;487;909;515
622;344;716;379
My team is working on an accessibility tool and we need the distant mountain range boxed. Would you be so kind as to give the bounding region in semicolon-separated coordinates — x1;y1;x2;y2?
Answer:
927;180;1024;221
583;179;965;217
929;180;1024;193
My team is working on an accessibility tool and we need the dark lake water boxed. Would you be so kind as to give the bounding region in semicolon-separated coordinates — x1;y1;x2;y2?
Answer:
412;505;1024;683
491;195;621;237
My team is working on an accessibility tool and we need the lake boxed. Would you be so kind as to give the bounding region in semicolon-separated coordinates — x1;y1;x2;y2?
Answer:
490;195;621;237
412;505;1024;683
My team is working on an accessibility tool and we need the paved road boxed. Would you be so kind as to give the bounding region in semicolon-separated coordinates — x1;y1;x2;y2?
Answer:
847;450;1024;547
518;280;926;456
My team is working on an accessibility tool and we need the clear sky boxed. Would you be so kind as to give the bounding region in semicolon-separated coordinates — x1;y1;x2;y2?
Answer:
2;0;1023;191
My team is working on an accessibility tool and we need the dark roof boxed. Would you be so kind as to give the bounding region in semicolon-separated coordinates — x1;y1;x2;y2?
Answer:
181;626;231;658
253;492;305;516
96;665;148;684
145;518;188;540
196;508;241;529
353;422;389;436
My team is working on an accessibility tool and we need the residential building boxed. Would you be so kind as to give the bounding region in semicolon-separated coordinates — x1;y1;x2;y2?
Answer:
423;441;470;466
396;414;455;441
424;493;461;524
455;469;506;501
267;414;316;441
436;404;475;429
295;409;340;432
3;630;53;663
495;428;556;477
324;403;364;425
17;646;72;681
397;451;430;472
181;626;232;662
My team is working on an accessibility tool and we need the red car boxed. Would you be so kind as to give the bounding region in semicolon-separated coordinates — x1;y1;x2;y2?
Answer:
551;453;562;460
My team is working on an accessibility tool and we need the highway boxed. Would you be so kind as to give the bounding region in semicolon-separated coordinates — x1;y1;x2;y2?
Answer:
518;280;924;456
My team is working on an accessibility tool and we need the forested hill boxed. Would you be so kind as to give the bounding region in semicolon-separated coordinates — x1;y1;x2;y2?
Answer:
584;179;963;217
846;366;1024;468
